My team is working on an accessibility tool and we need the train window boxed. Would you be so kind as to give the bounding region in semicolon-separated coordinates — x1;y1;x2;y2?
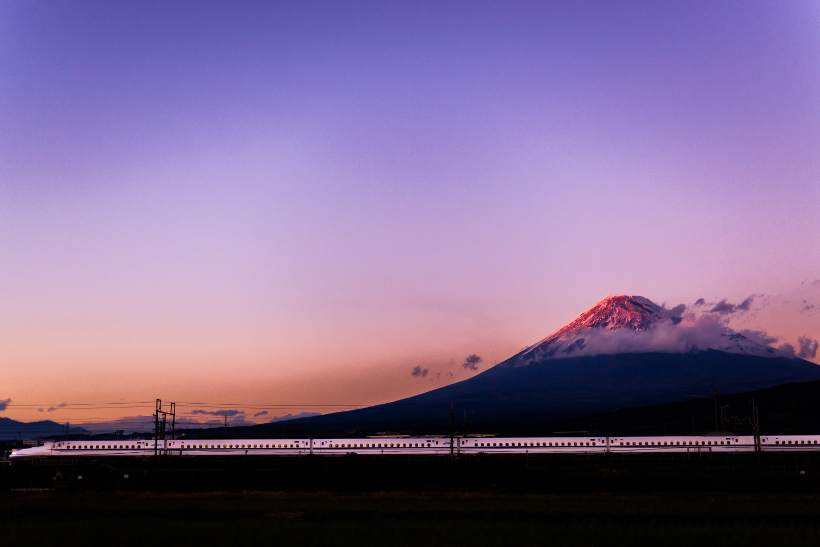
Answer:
801;441;805;445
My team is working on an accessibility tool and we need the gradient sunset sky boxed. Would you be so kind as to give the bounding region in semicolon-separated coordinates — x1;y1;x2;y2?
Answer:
1;1;819;427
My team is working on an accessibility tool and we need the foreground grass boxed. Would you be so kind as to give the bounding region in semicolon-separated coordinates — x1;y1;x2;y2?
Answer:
2;491;819;545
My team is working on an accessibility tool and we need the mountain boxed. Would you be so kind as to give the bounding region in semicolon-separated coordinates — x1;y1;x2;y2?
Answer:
512;294;777;363
281;295;820;430
0;417;88;440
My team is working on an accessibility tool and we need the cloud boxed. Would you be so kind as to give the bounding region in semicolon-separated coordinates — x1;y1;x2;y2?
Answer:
47;402;67;412
798;336;819;359
461;354;482;371
253;411;268;417
0;398;10;411
737;329;778;346
710;299;736;315
667;304;687;316
736;296;754;311
190;409;245;417
549;311;794;360
411;365;429;377
779;343;796;358
694;298;706;306
709;295;755;315
38;408;44;412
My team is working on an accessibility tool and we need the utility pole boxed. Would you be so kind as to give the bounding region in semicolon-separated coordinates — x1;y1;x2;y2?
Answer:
154;399;175;460
450;402;454;456
712;389;720;431
750;399;761;463
224;415;228;437
170;402;176;440
463;409;467;438
154;403;159;460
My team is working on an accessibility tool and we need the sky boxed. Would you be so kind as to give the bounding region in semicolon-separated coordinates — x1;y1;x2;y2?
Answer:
1;1;819;428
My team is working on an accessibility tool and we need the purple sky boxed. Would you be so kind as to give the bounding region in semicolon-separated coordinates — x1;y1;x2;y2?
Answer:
1;1;819;424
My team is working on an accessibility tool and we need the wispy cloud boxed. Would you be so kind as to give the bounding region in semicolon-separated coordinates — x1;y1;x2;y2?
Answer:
709;295;755;315
411;365;429;377
0;398;10;411
47;402;67;412
253;411;268;417
461;354;482;371
190;409;245;417
798;336;819;359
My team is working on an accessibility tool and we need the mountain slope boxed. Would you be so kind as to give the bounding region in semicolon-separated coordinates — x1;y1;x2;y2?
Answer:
285;295;819;428
293;350;820;427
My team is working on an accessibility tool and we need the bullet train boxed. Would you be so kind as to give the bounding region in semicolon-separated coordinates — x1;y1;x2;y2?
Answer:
10;434;820;458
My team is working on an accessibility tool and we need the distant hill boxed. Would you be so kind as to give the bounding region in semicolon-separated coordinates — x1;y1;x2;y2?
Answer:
0;417;87;440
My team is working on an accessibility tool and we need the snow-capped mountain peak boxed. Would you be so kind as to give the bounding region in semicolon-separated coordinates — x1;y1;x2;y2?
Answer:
514;294;778;364
547;295;667;336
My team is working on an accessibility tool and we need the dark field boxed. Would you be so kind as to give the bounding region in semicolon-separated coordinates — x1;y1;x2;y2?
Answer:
3;491;820;546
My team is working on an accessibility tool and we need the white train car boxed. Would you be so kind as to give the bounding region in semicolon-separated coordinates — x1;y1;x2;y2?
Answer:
461;437;607;454
9;434;820;459
761;435;820;451
608;435;754;454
